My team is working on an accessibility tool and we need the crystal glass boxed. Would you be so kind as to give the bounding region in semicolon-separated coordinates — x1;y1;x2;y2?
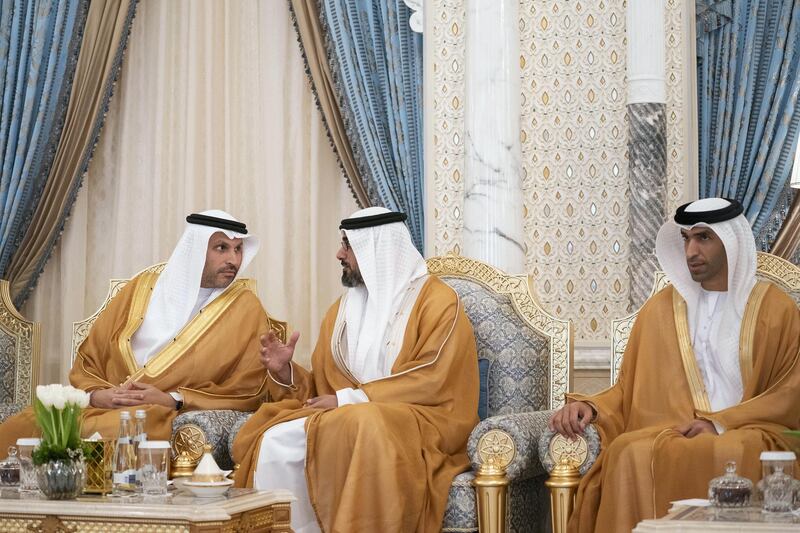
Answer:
15;438;40;492
708;461;753;508
36;457;86;500
0;446;20;486
763;464;794;513
137;441;170;496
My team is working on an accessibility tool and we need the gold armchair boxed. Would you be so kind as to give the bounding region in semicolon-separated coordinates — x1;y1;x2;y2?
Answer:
541;252;800;533
427;255;573;533
0;280;41;423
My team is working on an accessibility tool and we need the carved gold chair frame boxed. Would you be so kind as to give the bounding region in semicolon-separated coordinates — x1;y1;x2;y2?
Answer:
0;280;41;409
427;254;573;533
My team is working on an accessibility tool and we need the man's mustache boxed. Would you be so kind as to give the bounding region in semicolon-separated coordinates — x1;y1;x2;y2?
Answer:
219;267;238;274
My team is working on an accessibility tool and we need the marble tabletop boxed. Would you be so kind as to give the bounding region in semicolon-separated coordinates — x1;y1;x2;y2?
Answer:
0;487;295;522
634;505;800;531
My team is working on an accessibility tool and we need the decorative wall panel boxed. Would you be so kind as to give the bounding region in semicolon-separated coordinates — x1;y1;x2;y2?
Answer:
429;0;691;349
431;0;467;256
665;0;691;215
519;0;630;341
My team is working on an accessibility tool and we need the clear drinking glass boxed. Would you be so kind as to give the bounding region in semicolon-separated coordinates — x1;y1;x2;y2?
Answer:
137;440;170;496
16;438;40;492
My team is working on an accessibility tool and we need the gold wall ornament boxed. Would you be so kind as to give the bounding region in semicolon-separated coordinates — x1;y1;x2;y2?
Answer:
426;254;573;408
473;430;515;533
0;279;40;408
610;252;800;385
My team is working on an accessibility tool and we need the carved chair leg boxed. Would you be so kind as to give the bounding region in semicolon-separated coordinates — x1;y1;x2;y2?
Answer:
473;429;516;533
545;458;580;533
474;462;509;533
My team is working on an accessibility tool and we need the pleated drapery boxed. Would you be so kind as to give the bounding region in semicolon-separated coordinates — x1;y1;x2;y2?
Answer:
291;0;425;251
7;0;138;305
696;0;800;251
0;0;86;291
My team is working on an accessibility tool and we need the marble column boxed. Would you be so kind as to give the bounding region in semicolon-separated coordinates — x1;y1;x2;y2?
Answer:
462;0;525;274
627;0;667;307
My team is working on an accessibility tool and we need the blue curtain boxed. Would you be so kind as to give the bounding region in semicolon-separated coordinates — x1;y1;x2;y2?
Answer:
697;0;800;250
0;0;85;274
318;1;425;251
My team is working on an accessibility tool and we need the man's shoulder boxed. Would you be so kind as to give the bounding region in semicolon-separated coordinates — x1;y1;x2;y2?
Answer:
639;284;675;314
417;276;460;314
422;275;458;300
759;282;799;319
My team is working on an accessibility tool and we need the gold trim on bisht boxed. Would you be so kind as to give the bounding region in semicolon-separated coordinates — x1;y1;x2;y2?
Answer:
671;289;712;413
738;281;769;386
119;273;250;380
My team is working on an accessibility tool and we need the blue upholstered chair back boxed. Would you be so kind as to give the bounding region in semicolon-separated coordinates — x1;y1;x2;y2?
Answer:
427;256;572;418
442;277;549;419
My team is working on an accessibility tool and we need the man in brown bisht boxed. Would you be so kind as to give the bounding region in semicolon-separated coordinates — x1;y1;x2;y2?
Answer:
0;210;270;451
548;197;800;532
233;207;479;533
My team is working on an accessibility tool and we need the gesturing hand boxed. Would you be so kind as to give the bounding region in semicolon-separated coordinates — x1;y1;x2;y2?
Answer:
674;419;718;438
548;401;595;440
260;330;300;384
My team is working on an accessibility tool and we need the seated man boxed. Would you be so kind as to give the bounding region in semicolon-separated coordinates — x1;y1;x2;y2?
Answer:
549;198;800;532
0;210;270;450
233;207;479;533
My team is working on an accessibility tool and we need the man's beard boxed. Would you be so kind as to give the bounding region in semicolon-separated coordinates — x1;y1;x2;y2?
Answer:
341;266;364;287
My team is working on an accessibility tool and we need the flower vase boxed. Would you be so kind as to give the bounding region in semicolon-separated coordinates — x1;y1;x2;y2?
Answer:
36;457;86;499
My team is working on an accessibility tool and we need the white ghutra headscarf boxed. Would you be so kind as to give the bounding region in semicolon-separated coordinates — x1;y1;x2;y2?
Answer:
339;207;428;383
655;197;757;409
131;209;259;364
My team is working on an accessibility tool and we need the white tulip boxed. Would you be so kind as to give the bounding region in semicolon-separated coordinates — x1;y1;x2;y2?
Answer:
36;385;50;407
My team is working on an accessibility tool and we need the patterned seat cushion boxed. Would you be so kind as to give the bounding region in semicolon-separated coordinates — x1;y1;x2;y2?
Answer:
442;471;477;532
441;277;551;417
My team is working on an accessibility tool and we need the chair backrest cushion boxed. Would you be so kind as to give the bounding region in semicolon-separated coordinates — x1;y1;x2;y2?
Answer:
441;276;551;418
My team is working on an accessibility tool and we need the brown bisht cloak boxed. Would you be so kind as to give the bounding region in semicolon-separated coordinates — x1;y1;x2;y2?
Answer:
567;283;800;533
0;272;269;451
233;276;479;533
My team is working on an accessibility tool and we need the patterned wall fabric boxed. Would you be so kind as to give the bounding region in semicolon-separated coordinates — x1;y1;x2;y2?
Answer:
314;1;426;250
697;0;800;249
430;0;691;343
0;0;87;276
